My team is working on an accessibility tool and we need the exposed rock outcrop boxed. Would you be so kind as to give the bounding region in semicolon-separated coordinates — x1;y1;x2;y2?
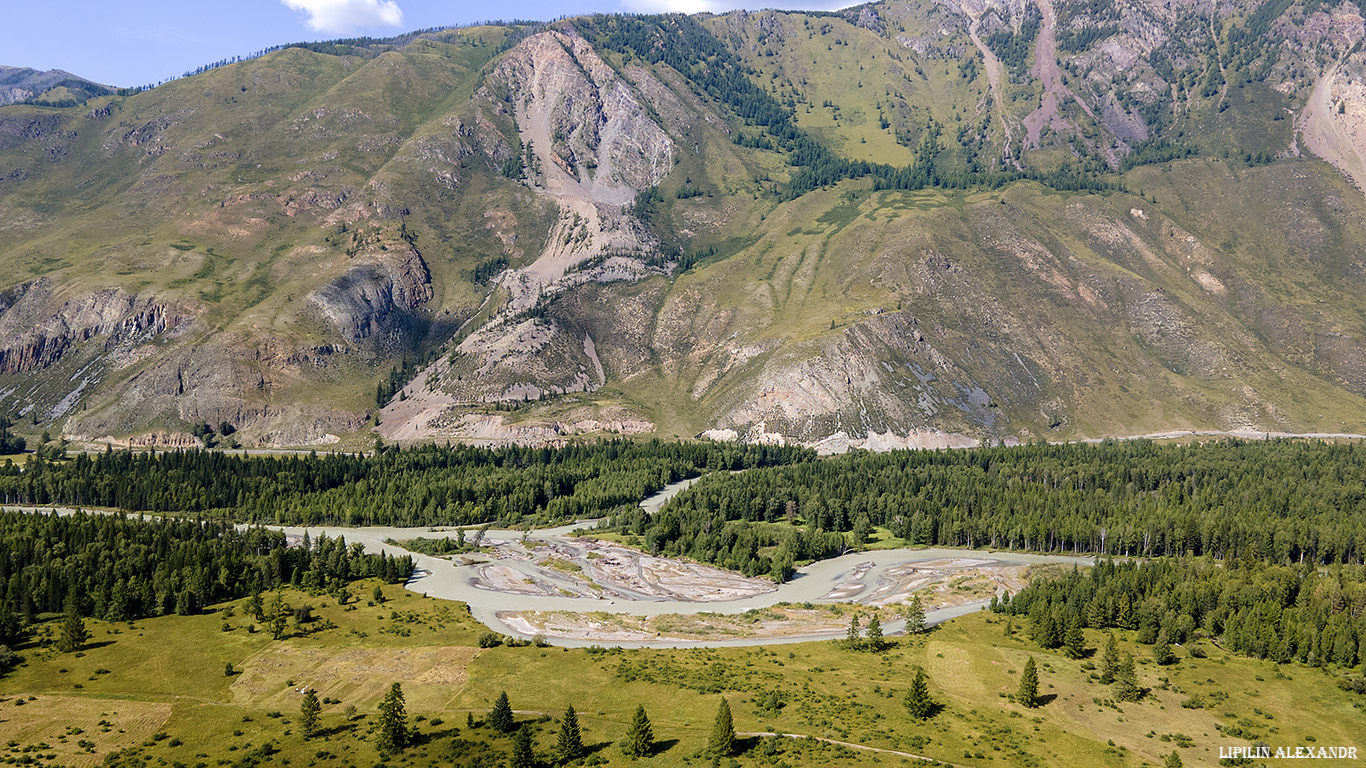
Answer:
0;279;190;375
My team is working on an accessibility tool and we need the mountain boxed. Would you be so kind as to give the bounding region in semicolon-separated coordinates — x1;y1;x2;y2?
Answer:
2;0;1366;450
0;65;111;107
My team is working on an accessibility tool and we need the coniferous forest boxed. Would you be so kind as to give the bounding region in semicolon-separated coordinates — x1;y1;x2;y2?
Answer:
608;439;1366;578
0;440;811;526
0;511;413;648
1004;558;1366;674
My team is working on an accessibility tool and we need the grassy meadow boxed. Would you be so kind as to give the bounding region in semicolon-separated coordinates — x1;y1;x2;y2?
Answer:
1;578;1363;767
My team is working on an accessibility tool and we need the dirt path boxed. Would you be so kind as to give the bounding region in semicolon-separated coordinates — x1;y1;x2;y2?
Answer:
741;732;959;766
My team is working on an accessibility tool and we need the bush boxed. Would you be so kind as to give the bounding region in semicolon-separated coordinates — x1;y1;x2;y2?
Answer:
477;632;503;648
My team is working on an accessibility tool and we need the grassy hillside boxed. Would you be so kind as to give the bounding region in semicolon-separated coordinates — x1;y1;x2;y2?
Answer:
2;581;1362;767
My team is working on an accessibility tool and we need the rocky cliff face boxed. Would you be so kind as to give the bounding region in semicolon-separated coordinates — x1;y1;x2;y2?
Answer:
0;279;191;376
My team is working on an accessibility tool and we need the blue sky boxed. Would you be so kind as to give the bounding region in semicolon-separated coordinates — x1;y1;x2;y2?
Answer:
8;0;853;87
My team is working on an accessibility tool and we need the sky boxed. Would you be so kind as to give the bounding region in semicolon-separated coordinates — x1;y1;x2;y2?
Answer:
6;0;855;88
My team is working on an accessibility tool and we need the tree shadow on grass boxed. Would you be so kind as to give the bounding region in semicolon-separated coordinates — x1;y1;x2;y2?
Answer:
584;740;614;757
1035;693;1058;707
649;738;679;757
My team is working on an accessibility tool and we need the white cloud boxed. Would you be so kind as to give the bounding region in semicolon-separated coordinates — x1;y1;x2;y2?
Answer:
282;0;405;34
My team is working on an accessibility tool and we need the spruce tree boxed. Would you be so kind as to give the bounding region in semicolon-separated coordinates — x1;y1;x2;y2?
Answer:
706;698;736;758
58;609;88;654
1153;627;1176;665
300;688;322;739
490;691;516;733
1063;615;1086;659
904;667;936;720
510;724;536;768
1114;652;1141;701
865;614;884;651
374;682;408;755
372;585;385;604
267;592;288;640
556;704;584;763
621;704;654;758
1100;632;1120;684
1164;751;1183;768
845;614;863;650
1016;656;1039;708
904;594;927;635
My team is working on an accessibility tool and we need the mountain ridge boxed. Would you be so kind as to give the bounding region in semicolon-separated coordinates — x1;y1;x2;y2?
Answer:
2;1;1366;450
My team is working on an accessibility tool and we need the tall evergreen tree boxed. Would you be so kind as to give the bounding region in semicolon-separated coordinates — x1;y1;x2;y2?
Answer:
845;614;863;650
300;688;322;739
904;594;927;635
707;698;736;758
1163;751;1183;768
58;607;88;654
1017;656;1040;708
511;724;536;768
1063;615;1086;659
1100;632;1120;684
621;704;654;758
904;667;936;720
1153;627;1176;665
865;614;885;651
555;704;584;763
267;592;288;640
1114;652;1141;702
374;682;409;756
490;691;516;733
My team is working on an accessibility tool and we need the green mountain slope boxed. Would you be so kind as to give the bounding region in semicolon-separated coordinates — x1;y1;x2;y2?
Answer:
2;1;1365;449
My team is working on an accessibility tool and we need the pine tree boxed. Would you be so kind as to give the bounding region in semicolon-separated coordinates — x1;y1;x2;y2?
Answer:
866;614;884;651
267;592;288;640
1114;652;1141;701
490;691;516;733
1003;616;1014;637
1100;632;1120;684
1163;751;1183;768
707;698;736;758
1017;656;1039;708
1063;615;1086;659
510;724;536;768
372;585;385;604
374;682;408;756
621;704;654;758
556;704;584;763
904;667;936;720
845;614;863;650
904;594;927;635
248;591;264;620
1153;627;1176;665
58;609;88;654
300;688;322;739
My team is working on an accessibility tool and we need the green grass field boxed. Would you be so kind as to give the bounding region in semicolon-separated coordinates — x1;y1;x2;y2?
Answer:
2;578;1362;768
